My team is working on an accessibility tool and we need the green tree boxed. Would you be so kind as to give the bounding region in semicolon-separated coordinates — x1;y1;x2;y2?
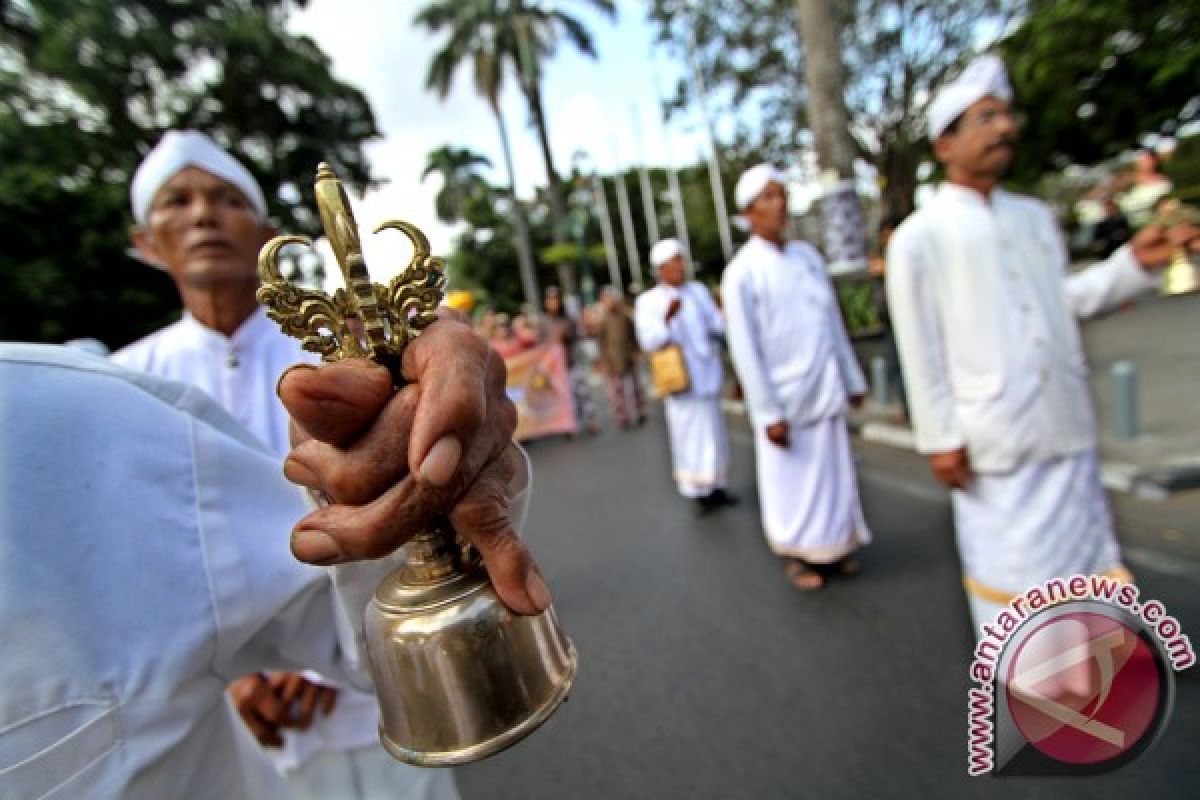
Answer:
0;0;381;346
1001;0;1199;187
422;145;493;224
649;0;1020;217
415;0;616;294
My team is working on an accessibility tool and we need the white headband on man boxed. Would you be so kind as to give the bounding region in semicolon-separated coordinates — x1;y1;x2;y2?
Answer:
734;164;786;211
649;238;684;269
927;55;1013;140
131;130;267;225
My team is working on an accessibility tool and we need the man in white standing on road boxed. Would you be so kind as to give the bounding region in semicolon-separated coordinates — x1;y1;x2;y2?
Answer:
634;238;737;515
886;56;1196;632
113;130;457;799
722;165;871;590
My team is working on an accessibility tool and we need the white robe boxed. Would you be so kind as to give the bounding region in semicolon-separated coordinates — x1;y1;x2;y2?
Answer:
634;281;729;497
1;344;525;799
722;236;870;560
114;309;455;796
886;184;1153;627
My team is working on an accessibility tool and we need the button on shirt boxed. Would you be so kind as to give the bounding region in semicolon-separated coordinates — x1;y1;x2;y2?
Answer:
886;184;1157;472
112;307;316;457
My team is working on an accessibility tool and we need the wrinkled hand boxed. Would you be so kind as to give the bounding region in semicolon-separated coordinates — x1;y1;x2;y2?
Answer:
929;447;972;490
267;672;338;731
765;420;790;448
1131;223;1200;270
277;311;550;615
665;297;682;321
228;673;287;748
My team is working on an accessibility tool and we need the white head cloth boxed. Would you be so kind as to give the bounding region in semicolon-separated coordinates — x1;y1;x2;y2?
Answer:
130;131;267;224
734;164;786;211
650;238;685;269
927;55;1013;140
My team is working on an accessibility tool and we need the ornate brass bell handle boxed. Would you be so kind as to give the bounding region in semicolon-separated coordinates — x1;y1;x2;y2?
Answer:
257;162;444;376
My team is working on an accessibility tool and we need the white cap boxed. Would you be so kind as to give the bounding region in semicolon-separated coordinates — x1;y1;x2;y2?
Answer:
649;238;684;269
734;163;786;211
927;55;1013;139
131;130;267;225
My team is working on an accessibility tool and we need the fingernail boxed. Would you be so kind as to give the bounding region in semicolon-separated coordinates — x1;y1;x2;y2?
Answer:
419;436;462;486
283;455;320;488
292;530;343;565
275;363;317;398
525;570;552;611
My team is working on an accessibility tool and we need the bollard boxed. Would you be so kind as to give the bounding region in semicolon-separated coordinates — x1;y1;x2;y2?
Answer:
1111;360;1138;439
871;355;889;408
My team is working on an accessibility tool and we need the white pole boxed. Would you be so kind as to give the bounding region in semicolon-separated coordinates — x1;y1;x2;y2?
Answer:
592;177;622;294
612;165;643;293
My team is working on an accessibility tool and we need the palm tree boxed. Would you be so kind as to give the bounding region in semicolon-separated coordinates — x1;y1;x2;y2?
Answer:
421;145;493;225
415;0;616;296
416;0;540;307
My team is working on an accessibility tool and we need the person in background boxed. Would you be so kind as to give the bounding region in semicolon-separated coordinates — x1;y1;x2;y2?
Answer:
596;285;645;429
1090;197;1133;259
110;130;456;799
539;286;598;435
722;165;870;590
635;238;737;516
886;56;1194;633
1118;148;1173;229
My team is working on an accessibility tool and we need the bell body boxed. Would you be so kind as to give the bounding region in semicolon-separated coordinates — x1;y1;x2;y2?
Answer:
1162;249;1199;296
364;531;577;766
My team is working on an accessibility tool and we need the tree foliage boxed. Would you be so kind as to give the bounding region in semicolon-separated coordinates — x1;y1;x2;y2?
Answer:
648;0;1020;216
0;0;380;345
1001;0;1200;186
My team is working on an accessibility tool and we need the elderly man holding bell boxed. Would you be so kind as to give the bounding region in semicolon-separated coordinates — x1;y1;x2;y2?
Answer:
112;130;457;800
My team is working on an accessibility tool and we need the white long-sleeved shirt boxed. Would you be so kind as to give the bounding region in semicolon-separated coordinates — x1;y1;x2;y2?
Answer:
721;236;866;428
886;184;1157;472
633;281;726;398
112;307;385;770
112;306;316;457
0;344;530;799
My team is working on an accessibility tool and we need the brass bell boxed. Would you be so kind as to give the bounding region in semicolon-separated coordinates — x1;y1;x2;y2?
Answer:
257;164;578;765
364;525;577;765
1161;248;1199;296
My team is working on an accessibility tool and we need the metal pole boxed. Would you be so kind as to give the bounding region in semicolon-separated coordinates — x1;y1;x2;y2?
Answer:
871;355;889;408
612;167;643;293
630;106;660;245
685;38;734;262
1112;360;1138;439
592;177;622;296
665;166;694;281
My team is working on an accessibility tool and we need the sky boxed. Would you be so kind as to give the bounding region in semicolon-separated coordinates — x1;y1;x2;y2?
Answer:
287;0;718;273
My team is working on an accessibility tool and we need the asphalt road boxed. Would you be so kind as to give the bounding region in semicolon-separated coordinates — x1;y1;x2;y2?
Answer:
455;413;1200;800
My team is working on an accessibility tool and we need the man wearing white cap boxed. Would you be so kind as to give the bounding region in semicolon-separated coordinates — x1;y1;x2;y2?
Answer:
721;165;870;590
886;55;1193;633
634;238;736;514
113;131;457;799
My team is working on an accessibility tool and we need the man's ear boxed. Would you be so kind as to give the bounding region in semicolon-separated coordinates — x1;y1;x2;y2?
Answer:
130;225;162;265
932;134;955;166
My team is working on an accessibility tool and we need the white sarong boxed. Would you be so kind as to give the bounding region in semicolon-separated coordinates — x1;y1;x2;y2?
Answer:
754;414;869;562
664;394;728;497
953;448;1127;632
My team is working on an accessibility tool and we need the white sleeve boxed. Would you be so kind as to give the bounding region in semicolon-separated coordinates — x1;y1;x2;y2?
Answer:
696;283;726;336
1063;245;1159;319
885;226;964;454
721;266;784;425
815;254;867;397
634;293;671;352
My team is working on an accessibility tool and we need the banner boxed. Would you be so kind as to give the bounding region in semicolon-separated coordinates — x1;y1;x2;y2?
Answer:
505;344;577;441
